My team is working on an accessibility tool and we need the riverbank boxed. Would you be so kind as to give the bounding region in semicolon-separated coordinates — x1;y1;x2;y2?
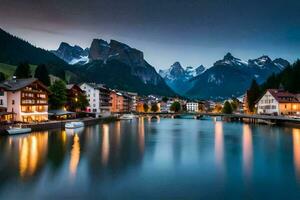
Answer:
19;116;118;132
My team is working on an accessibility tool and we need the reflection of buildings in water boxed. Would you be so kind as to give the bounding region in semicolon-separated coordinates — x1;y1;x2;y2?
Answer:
293;128;300;180
138;117;145;155
102;124;110;166
61;130;67;146
115;121;121;148
242;124;253;179
154;116;160;123
214;121;224;170
69;134;80;178
18;132;48;179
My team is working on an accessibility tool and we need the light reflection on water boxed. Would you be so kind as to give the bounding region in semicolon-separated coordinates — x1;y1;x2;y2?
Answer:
242;124;253;179
214;121;224;172
0;118;300;199
293;128;300;181
69;134;80;178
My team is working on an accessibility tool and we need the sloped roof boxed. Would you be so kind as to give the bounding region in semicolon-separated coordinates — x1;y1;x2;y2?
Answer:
80;83;109;90
0;78;49;92
66;84;83;92
66;84;75;90
267;89;300;103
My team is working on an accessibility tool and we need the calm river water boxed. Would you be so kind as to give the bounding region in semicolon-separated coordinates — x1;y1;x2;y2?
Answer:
0;117;300;199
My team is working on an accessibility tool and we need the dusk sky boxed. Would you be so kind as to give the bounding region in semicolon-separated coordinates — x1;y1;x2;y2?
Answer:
0;0;300;69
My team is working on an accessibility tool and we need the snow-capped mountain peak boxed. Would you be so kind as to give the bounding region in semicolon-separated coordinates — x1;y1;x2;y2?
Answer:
248;55;272;67
215;52;248;66
51;42;89;65
159;62;205;80
159;62;206;94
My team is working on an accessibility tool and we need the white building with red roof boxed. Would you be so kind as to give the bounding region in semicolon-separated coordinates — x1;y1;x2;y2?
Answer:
256;89;300;116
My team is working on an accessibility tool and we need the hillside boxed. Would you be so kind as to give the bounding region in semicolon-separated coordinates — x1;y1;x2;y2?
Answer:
261;60;300;93
68;60;175;96
0;28;67;78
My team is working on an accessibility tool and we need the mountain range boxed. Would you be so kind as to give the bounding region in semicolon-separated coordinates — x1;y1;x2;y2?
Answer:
0;28;291;99
186;53;289;100
0;28;175;96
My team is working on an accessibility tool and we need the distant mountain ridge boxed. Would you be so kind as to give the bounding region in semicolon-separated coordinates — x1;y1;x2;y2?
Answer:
186;53;290;100
159;62;205;94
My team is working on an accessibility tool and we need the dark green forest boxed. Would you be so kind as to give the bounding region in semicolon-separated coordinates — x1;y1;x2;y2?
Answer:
261;60;300;93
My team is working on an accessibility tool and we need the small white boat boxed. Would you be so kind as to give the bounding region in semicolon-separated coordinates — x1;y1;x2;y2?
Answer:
119;114;136;120
65;121;84;129
66;127;84;134
6;127;32;135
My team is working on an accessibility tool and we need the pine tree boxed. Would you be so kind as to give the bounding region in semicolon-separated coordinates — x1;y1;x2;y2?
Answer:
170;102;181;113
247;79;260;113
14;62;31;78
0;72;5;82
34;64;51;86
49;80;67;109
222;101;233;114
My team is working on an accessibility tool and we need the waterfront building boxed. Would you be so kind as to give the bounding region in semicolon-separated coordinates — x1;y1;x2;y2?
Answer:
126;92;138;112
80;83;111;115
80;83;100;113
0;87;14;122
98;84;111;113
256;89;300;116
186;102;199;112
65;84;86;112
121;92;131;112
0;78;49;122
110;90;124;112
160;101;168;112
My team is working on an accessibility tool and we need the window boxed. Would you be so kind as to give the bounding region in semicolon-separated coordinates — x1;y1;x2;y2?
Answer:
0;91;4;96
0;99;2;105
12;100;15;105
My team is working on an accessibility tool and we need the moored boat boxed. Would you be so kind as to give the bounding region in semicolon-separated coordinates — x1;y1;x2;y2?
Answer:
119;114;136;120
5;127;32;135
65;121;85;129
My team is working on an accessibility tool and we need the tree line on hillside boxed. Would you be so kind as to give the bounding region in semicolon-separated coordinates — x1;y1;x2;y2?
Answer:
246;60;300;113
13;62;51;86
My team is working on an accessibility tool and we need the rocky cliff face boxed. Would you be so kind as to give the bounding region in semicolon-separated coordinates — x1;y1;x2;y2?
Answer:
89;39;144;66
88;39;110;61
52;38;170;87
88;39;161;85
